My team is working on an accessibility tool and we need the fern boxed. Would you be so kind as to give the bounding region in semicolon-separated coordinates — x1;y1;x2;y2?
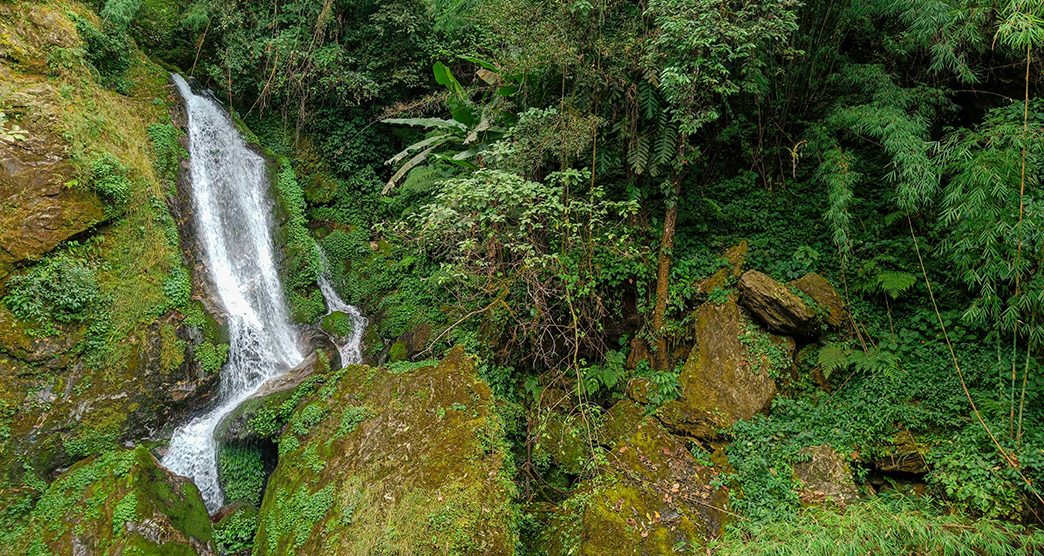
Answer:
876;271;917;299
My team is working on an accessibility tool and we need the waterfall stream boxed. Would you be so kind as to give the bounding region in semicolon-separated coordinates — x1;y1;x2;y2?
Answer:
318;275;367;367
164;75;366;512
163;75;305;512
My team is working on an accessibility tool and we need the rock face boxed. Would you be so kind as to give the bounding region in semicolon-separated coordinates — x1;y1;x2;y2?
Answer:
253;348;516;555
0;5;107;281
539;416;730;555
657;300;785;438
14;447;214;555
793;445;859;507
0;1;224;488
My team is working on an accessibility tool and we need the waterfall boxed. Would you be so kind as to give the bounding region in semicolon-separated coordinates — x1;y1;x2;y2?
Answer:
163;75;305;512
318;275;367;367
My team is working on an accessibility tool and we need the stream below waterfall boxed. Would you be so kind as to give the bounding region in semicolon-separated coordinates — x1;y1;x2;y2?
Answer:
162;75;365;512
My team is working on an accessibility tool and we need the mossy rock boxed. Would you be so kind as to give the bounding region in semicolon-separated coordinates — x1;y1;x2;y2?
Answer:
14;446;214;555
215;350;334;444
541;417;730;555
321;311;353;338
533;409;590;476
657;299;783;438
213;502;259;556
254;348;517;555
0;0;221;486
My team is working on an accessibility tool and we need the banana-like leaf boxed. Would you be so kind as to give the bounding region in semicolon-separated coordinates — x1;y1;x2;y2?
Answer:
383;139;451;194
383;117;467;131
385;133;453;166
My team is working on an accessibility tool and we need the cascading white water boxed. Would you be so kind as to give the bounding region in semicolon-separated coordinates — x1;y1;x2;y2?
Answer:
164;74;305;512
318;275;367;366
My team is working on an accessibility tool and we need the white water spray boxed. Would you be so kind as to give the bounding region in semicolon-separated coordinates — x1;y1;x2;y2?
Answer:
164;75;304;512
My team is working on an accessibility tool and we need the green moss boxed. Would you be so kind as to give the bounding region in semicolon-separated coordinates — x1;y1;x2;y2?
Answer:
321;311;353;338
253;349;518;554
16;447;213;553
389;340;408;362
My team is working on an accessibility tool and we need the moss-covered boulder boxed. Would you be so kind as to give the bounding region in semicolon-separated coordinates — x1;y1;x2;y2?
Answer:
12;446;214;555
790;272;846;329
543;417;730;555
0;4;107;281
215;347;336;444
695;240;748;295
253;348;517;555
737;270;821;336
657;299;786;438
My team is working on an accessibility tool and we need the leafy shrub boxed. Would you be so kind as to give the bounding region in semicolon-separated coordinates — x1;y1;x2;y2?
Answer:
214;504;259;555
4;254;100;334
100;0;142;30
147;123;186;191
217;444;265;506
195;341;229;373
90;152;132;209
273;162;324;321
163;265;191;310
74;17;132;92
712;495;1044;555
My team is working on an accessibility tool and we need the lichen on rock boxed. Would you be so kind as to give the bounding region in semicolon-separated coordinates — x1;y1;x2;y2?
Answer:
541;416;730;555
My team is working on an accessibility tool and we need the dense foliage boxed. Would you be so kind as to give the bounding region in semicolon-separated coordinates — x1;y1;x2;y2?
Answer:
6;0;1044;552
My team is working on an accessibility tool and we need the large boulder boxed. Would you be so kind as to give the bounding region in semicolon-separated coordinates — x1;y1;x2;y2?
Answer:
215;346;337;445
737;270;846;336
538;417;730;555
657;299;789;438
0;5;107;281
793;445;859;507
253;348;516;555
13;447;215;555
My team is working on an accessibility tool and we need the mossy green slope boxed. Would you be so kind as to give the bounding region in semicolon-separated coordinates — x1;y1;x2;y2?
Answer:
254;348;518;555
0;0;218;497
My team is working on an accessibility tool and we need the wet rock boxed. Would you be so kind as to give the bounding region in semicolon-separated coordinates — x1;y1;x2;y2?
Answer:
253;348;516;555
215;347;337;444
16;447;215;555
656;300;780;438
0;132;106;279
790;272;846;329
549;417;730;555
793;445;859;507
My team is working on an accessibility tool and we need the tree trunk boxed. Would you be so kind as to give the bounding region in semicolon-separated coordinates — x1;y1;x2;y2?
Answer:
652;174;683;370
